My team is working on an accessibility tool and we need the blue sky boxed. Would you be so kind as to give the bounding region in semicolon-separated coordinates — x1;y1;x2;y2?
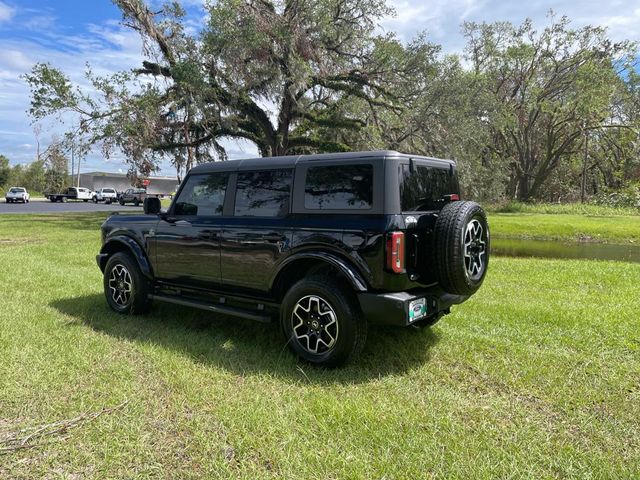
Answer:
1;0;639;176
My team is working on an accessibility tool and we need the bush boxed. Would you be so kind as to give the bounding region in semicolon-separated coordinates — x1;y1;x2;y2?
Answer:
592;183;640;210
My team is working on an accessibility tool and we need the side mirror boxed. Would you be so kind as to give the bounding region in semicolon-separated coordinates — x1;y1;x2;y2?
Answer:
143;197;161;215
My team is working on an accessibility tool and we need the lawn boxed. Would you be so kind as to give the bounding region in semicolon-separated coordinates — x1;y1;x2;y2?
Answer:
488;212;640;244
1;213;639;478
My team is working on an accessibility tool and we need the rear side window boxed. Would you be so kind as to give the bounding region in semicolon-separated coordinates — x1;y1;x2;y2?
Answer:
400;163;459;211
234;169;292;217
174;173;229;216
304;164;373;210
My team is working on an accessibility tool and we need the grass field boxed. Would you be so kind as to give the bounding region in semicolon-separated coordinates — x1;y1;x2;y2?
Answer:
1;213;639;478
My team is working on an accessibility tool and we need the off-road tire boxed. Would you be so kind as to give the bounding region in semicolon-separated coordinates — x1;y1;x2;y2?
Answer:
281;275;367;367
433;201;489;295
103;252;153;314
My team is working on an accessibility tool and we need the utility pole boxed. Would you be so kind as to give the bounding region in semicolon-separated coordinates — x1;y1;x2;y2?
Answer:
70;137;75;187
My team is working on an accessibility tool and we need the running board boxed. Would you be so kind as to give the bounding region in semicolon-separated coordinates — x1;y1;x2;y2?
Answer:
149;294;272;323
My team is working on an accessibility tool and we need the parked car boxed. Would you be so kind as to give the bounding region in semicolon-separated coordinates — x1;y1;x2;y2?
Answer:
93;188;118;204
96;151;489;366
5;187;30;203
46;187;93;202
118;188;149;206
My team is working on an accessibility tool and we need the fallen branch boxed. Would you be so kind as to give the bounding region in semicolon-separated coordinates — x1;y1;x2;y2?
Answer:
0;401;129;454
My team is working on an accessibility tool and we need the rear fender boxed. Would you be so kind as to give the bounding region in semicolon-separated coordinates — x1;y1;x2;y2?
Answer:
270;252;368;294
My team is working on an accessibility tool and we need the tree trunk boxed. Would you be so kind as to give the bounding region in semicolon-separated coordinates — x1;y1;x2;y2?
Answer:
580;131;588;203
516;174;531;202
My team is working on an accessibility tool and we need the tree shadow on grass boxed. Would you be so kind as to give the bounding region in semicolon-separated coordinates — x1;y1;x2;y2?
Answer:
51;293;440;384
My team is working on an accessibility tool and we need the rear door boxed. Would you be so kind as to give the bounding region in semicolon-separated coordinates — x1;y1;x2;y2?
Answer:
219;169;293;292
153;172;230;287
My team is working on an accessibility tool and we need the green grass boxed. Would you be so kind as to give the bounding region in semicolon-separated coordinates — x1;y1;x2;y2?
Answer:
487;201;640;217
489;212;640;244
1;213;639;478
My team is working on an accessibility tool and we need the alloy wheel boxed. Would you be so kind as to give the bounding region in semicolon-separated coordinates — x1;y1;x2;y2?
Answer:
291;295;339;354
108;264;133;307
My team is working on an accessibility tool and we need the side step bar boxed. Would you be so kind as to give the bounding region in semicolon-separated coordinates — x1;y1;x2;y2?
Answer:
149;294;273;323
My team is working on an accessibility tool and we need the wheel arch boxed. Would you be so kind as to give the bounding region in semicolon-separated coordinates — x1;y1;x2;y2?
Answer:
99;235;154;280
270;252;368;301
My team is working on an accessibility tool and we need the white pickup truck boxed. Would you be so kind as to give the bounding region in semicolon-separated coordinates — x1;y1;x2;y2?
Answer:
5;187;30;203
92;188;118;204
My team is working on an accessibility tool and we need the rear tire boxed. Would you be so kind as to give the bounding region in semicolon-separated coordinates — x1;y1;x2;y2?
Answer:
280;275;367;367
119;199;125;206
432;201;489;295
93;196;98;203
103;252;153;314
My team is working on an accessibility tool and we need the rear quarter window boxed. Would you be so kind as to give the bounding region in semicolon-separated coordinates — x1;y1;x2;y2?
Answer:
304;164;373;210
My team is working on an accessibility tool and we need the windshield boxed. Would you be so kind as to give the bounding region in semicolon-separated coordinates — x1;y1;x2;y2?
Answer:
399;163;460;211
9;188;25;193
103;189;115;193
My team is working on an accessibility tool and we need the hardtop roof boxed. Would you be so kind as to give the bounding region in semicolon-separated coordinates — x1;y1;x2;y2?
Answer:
189;150;455;174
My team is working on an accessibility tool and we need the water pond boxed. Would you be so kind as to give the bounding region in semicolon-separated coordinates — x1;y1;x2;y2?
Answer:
491;238;640;263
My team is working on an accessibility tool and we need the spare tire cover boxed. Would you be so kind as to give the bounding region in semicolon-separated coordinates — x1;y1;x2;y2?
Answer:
432;200;489;295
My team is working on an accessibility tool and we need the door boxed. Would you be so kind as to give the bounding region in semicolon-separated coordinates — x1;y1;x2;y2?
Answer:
153;172;230;288
219;169;293;292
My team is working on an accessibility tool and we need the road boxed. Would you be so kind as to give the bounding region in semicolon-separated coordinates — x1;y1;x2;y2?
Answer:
0;199;144;214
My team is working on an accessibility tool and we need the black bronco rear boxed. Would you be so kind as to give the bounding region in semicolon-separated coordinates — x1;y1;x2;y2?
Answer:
97;151;489;366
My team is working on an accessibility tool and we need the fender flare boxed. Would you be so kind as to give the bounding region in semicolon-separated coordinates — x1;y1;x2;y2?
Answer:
98;235;154;279
270;252;368;293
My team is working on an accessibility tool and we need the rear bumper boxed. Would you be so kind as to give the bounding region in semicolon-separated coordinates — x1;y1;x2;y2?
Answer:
358;288;469;326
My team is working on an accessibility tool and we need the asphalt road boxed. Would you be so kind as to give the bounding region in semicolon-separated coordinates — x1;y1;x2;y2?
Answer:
0;199;143;214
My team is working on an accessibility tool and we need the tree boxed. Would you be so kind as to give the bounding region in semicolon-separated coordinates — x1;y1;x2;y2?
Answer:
463;16;637;201
25;0;429;180
43;143;69;193
0;155;10;189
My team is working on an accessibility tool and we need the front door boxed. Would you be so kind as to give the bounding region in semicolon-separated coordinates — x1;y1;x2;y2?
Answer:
153;172;229;288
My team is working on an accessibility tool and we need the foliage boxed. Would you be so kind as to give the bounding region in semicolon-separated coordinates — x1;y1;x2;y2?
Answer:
0;155;10;189
43;143;69;193
462;16;638;202
25;0;428;181
592;182;640;209
23;4;640;203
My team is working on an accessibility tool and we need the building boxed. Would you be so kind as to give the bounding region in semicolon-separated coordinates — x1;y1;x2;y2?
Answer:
77;172;180;196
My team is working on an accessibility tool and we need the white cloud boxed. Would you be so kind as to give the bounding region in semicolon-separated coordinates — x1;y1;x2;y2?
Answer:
0;1;15;23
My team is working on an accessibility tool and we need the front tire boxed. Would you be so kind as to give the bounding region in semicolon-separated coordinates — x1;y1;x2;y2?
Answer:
93;196;98;203
280;275;367;367
134;198;140;207
103;252;153;314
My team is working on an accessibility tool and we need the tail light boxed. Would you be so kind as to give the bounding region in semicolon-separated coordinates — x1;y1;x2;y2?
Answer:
386;232;405;273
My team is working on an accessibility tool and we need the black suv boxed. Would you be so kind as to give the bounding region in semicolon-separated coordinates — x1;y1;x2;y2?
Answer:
97;151;489;366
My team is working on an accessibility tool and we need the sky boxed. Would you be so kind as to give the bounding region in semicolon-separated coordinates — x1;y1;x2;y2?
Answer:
1;0;639;176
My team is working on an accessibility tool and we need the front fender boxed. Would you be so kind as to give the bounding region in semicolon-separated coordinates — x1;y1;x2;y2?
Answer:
98;235;154;279
270;251;368;292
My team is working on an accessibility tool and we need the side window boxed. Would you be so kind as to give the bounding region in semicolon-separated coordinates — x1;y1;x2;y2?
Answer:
304;164;373;210
234;169;292;217
174;173;229;216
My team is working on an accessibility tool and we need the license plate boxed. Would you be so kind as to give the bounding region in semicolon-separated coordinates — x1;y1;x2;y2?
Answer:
409;298;427;322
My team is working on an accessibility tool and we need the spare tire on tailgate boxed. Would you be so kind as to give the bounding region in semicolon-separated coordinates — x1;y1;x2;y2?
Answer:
432;200;489;295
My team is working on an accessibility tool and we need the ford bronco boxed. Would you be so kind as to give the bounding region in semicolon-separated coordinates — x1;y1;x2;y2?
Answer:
97;151;489;366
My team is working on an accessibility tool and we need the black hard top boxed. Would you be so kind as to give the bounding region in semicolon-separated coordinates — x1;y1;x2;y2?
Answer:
190;150;455;174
